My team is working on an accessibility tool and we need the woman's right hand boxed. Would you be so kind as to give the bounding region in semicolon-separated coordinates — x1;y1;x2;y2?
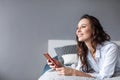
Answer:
47;59;63;70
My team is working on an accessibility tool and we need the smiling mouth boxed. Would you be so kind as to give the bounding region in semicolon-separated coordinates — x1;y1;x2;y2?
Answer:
78;34;83;37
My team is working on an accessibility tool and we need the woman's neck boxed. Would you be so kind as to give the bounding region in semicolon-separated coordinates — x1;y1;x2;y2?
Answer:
85;41;94;54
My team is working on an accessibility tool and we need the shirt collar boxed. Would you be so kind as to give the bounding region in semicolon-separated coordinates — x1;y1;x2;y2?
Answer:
96;44;102;59
87;43;103;61
96;43;102;59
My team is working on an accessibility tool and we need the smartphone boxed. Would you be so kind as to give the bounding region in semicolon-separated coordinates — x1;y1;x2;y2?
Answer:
43;53;59;68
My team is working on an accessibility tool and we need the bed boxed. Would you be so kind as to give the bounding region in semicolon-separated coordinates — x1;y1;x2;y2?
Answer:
38;40;120;80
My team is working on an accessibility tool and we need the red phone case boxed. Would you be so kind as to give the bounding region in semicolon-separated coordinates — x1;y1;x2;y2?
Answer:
43;53;59;68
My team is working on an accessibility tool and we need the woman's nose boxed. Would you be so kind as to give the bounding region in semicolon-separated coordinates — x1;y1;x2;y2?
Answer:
77;28;81;32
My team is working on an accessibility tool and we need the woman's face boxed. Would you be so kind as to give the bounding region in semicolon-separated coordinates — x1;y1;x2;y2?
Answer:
76;18;93;42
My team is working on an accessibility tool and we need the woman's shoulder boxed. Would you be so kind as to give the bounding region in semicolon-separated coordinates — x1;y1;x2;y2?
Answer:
101;41;119;50
103;41;118;46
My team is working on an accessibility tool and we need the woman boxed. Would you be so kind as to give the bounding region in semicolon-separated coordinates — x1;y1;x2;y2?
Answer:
47;14;120;80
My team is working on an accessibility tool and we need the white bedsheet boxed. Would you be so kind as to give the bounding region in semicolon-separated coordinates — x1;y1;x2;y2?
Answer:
38;69;95;80
38;69;120;80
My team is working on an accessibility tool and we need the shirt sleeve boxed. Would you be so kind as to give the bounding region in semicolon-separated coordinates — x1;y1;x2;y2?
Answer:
88;44;119;80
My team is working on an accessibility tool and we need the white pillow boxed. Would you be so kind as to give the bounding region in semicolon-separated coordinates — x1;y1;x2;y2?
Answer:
62;54;78;64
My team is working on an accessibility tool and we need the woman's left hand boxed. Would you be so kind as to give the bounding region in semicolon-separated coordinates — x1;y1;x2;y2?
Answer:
55;67;75;76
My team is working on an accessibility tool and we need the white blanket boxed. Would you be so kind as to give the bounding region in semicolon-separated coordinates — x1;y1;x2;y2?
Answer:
38;69;95;80
38;69;120;80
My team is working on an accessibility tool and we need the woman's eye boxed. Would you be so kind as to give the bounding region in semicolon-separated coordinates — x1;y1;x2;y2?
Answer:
81;25;86;28
76;25;86;30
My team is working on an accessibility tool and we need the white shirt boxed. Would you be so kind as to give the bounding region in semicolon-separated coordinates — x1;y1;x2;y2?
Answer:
71;41;120;80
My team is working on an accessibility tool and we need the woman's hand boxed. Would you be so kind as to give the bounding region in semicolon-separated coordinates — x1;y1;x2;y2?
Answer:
55;67;75;76
47;59;63;70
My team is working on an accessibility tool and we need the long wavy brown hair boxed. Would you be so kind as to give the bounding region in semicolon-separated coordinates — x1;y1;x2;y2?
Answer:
76;14;111;72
